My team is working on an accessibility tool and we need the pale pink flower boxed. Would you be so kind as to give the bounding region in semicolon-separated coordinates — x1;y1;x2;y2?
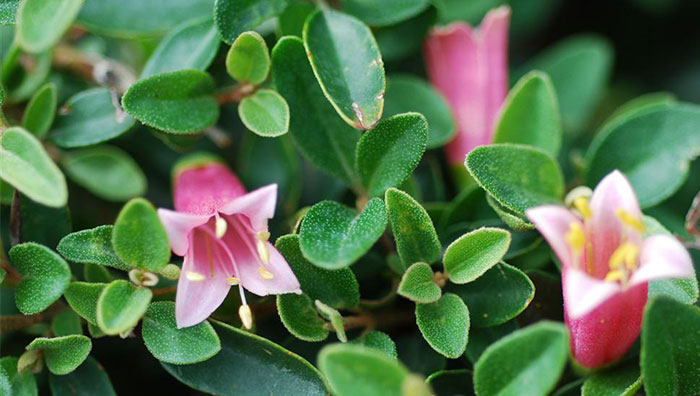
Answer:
526;170;694;368
423;6;510;166
158;154;300;328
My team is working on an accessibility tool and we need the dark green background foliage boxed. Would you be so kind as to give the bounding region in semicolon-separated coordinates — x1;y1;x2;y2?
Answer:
1;0;699;395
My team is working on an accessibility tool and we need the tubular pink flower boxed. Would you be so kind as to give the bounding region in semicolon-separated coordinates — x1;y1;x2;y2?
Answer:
423;6;510;166
158;153;301;328
526;170;694;368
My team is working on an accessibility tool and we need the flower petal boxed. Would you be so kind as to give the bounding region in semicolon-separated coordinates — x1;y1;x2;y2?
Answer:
630;234;695;285
237;242;301;297
526;205;581;268
218;184;278;232
157;209;211;256
589;170;642;277
563;268;622;319
175;230;232;328
174;160;246;215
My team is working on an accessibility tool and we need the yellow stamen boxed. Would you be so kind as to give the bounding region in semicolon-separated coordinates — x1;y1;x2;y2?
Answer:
256;231;270;242
257;239;270;264
609;242;639;270
565;222;586;252
215;215;227;238
604;270;625;282
573;197;592;219
615;209;645;232
226;276;240;285
259;266;274;280
185;271;205;282
238;304;253;329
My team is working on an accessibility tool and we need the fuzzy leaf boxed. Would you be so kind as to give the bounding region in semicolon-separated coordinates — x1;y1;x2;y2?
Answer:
26;335;91;375
226;31;270;84
238;89;289;137
277;293;329;342
16;0;84;53
112;198;170;272
48;357;116;396
9;243;70;314
214;0;288;44
21;82;56;138
96;280;152;335
398;262;441;304
58;225;130;271
443;227;511;284
352;331;397;358
343;0;429;26
63;282;107;325
415;293;469;359
385;187;441;266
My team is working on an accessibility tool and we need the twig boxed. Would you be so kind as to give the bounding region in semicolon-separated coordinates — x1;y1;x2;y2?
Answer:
216;83;257;104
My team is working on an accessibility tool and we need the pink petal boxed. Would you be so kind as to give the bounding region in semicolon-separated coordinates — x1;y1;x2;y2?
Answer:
565;277;647;368
174;161;246;215
526;205;581;268
175;229;232;328
157;209;211;256
218;184;278;232
588;170;643;278
630;234;695;285
424;6;509;165
563;268;622;319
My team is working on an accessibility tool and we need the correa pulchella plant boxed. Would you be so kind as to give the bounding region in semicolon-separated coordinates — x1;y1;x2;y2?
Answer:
0;0;699;395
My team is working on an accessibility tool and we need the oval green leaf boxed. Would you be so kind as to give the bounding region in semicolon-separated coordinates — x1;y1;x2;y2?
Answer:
22;82;57;138
9;242;71;314
61;146;146;202
238;89;289;137
446;263;534;327
52;309;83;336
57;225;130;271
581;364;641;396
352;331;397;358
96;280;152;335
416;293;469;359
474;321;568;396
0;0;19;25
299;199;387;269
357;113;427;197
0;356;37;396
277;293;329;342
304;9;385;130
465;144;564;215
49;88;136;148
385;187;441;266
16;0;84;53
63;282;107;325
49;357;117;396
0;127;67;207
226;31;270;84
492;71;562;156
26;335;92;375
343;0;429;26
398;262;441;304
443;227;511;284
214;0;288;44
122;70;218;133
112;198;170;272
142;301;221;365
162;320;327;396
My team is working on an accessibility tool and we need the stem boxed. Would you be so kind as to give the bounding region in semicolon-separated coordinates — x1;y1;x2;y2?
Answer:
152;285;177;296
0;304;63;333
216;83;257;104
53;44;136;93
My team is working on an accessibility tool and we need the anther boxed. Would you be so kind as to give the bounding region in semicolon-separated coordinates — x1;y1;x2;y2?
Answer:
215;215;227;238
573;197;592;219
226;276;240;285
185;271;206;282
257;239;270;264
615;209;645;232
239;304;253;329
604;270;625;282
259;266;274;280
565;222;585;251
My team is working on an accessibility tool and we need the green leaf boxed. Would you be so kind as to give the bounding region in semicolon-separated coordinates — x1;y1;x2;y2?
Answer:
443;227;511;284
48;357;116;396
112;198;170;272
649;277;699;305
416;293;469;359
1;46;52;103
0;127;67;207
58;225;130;271
16;0;84;53
383;74;455;149
519;35;613;133
77;0;213;37
275;234;359;308
492;71;562;156
485;194;535;231
83;263;112;283
63;282;107;325
162;320;327;396
277;293;329;342
17;193;71;248
271;36;360;185
398;262;441;304
427;370;474;396
585;104;700;208
214;0;288;44
52;309;83;336
641;296;700;396
303;9;385;130
446;263;534;327
141;18;220;78
226;31;270;84
142;301;221;365
385;188;441;266
581;364;641;396
49;88;136;148
21;82;57;138
61;146;147;202
9;243;70;314
0;356;38;396
352;331;397;358
343;0;429;26
278;2;315;37
314;300;346;342
0;0;19;25
374;7;436;62
465;144;564;215
474;321;569;396
299;199;387;269
319;343;431;396
122;70;218;133
96;280;152;335
26;335;91;375
357;113;427;197
465;320;518;364
238;89;289;137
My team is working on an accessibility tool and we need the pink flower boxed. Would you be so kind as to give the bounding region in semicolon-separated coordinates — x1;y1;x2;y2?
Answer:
423;6;510;167
526;170;694;368
158;154;300;328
